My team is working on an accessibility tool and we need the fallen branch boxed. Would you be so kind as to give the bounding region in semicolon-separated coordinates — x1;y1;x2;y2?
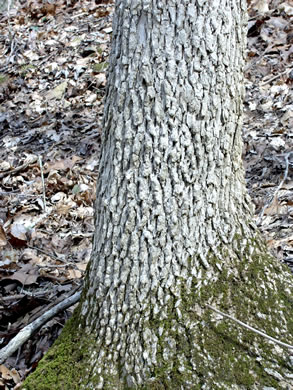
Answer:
207;304;293;350
261;68;292;86
0;156;38;179
0;290;81;364
38;155;47;213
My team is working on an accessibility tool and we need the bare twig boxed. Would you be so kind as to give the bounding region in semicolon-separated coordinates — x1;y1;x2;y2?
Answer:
38;155;47;213
0;290;81;364
207;304;293;350
261;68;292;86
0;190;21;195
38;263;74;269
28;245;67;263
39;53;55;66
0;156;38;179
245;45;272;72
0;190;39;197
7;0;12;38
257;151;292;224
1;290;49;302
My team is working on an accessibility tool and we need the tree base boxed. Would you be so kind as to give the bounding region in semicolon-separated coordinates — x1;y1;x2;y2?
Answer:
22;239;293;389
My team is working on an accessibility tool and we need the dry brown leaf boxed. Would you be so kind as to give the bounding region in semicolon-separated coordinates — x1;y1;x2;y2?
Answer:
6;264;39;285
67;269;82;279
0;225;7;247
44;156;82;173
9;368;21;384
22;248;42;265
264;197;280;216
55;203;72;215
0;364;13;380
77;262;88;272
46;81;68;100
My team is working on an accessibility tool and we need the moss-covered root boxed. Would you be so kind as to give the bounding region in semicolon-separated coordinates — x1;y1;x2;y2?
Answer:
22;249;293;389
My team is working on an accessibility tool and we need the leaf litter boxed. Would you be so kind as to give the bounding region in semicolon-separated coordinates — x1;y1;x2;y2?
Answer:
0;0;292;387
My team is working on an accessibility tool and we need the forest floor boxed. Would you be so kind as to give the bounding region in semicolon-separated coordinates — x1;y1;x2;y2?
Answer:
0;0;292;388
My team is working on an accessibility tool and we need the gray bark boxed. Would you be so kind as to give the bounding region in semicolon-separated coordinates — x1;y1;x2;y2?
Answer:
22;1;293;389
82;1;251;386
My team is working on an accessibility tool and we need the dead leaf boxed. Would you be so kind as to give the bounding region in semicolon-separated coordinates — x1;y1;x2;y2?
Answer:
6;264;39;285
0;364;12;380
46;81;68;100
44;156;81;173
264;197;280;216
9;368;21;384
67;269;82;279
77;262;88;272
0;225;7;247
10;223;27;241
0;161;11;171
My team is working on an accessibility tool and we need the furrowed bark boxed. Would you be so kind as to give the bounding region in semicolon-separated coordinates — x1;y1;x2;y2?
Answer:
22;1;293;389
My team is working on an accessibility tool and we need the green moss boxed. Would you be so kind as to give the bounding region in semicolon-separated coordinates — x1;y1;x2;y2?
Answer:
0;73;9;84
21;308;90;390
171;237;293;388
22;235;293;389
92;62;108;73
20;64;36;76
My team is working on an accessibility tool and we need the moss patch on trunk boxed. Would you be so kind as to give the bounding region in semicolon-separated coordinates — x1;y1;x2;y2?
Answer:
22;238;293;389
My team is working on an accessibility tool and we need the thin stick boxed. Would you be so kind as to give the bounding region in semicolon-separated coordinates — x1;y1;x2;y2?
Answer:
38;155;47;213
0;191;39;197
261;68;291;86
7;0;12;37
0;156;38;179
207;304;293;350
0;290;81;364
28;245;66;263
257;151;292;224
245;45;272;72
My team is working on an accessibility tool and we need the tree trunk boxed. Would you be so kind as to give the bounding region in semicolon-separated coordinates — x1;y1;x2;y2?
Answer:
23;0;293;389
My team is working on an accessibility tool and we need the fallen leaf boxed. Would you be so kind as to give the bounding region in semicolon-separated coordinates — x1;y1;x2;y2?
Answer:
10;223;27;241
0;225;7;247
44;156;81;172
5;264;39;285
67;269;82;279
46;81;68;100
0;161;11;171
264;197;280;216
